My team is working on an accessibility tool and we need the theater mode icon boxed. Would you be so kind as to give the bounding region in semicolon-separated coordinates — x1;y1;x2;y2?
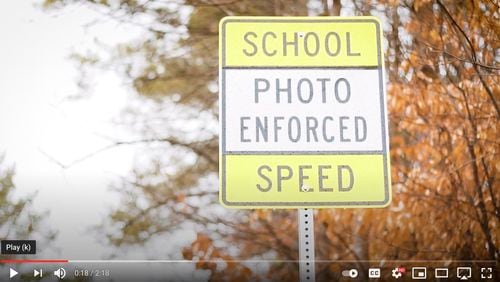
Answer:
435;268;448;278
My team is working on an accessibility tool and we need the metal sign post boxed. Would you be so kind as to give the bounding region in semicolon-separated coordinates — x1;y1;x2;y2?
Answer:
298;209;315;282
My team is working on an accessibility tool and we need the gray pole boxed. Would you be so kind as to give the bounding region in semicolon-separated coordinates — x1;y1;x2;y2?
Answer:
298;208;315;282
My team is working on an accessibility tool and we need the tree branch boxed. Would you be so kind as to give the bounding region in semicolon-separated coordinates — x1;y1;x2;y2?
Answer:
39;137;217;169
436;0;500;117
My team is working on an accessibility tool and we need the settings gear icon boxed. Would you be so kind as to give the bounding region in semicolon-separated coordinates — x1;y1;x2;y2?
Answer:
391;267;405;279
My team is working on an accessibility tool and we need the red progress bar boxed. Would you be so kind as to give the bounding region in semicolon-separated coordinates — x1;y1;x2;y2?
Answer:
0;260;68;263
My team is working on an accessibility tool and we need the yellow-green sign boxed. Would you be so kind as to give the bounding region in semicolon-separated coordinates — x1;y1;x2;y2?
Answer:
219;17;391;208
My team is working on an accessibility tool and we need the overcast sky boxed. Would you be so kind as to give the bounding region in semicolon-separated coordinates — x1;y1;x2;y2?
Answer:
0;0;195;260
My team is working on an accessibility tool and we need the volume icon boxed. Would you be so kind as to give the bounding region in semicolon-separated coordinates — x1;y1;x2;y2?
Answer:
53;268;66;279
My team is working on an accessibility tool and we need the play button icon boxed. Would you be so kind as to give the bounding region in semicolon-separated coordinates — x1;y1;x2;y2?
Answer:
9;268;18;278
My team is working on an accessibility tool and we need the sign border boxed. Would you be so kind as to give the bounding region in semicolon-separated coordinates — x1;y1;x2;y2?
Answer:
219;17;391;208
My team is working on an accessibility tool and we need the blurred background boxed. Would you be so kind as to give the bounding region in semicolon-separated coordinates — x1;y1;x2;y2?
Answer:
0;0;498;280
